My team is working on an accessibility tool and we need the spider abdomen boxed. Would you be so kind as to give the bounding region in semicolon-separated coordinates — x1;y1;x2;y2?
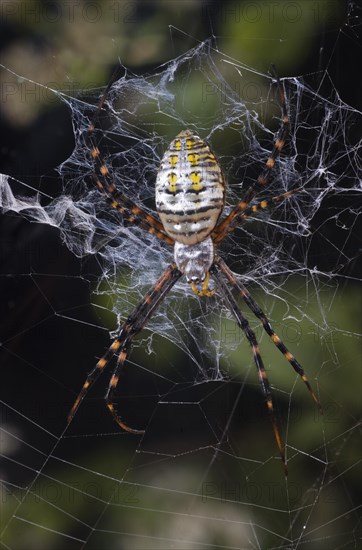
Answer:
155;129;225;245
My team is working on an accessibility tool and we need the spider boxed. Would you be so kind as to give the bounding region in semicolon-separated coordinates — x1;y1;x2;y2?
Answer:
68;68;321;474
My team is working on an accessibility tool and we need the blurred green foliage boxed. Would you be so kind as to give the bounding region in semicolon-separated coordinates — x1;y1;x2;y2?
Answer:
1;0;345;125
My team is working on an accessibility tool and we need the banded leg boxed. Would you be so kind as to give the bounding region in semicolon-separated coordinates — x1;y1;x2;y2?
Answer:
212;188;300;244
213;69;289;243
87;70;174;244
68;263;182;429
216;257;322;411
210;263;288;474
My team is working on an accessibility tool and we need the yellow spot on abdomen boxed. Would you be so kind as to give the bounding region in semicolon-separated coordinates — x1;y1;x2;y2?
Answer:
169;154;178;167
190;171;203;191
187;153;199;166
168;172;178;193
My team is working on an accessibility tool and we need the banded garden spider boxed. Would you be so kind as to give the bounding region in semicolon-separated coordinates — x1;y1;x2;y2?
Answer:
68;68;321;474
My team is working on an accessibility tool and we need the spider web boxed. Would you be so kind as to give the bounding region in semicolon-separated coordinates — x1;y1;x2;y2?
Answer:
1;31;361;550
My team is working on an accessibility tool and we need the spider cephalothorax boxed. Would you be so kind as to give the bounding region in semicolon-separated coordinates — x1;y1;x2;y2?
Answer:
68;69;321;474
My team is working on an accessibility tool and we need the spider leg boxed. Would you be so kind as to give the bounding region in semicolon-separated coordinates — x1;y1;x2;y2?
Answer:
216;258;322;412
212;188;300;244
88;147;174;244
68;263;182;429
87;70;174;245
210;262;288;475
213;69;289;243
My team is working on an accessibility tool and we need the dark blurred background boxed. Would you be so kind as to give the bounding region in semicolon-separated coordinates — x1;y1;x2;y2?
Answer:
0;1;361;548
